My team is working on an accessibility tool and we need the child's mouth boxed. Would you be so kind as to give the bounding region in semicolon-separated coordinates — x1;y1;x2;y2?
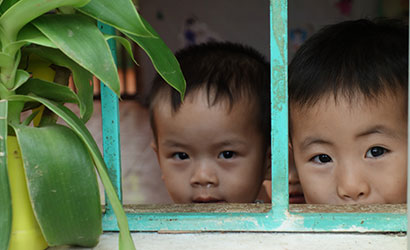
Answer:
289;193;305;204
192;197;226;203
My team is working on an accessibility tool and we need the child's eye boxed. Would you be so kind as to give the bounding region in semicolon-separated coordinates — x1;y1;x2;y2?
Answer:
365;146;388;158
311;154;332;164
173;152;189;160
218;151;236;159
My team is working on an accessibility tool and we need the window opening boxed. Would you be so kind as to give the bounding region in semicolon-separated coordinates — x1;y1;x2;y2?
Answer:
98;0;408;233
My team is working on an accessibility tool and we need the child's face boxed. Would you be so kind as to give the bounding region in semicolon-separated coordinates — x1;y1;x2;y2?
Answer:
152;93;269;203
288;148;305;204
290;94;407;204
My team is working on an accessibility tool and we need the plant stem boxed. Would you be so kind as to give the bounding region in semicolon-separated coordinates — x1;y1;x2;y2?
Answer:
0;85;22;125
0;29;18;89
7;101;23;125
0;55;18;89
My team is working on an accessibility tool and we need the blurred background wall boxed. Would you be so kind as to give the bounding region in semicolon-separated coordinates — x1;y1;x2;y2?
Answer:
87;0;408;204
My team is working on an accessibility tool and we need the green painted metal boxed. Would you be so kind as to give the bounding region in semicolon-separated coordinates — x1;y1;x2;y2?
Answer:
102;211;405;232
101;0;407;233
98;21;122;222
269;0;289;215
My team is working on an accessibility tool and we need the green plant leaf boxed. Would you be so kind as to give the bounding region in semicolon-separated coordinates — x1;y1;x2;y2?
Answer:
12;69;30;91
0;100;11;250
78;0;153;38
16;24;57;48
4;24;57;58
104;34;138;66
7;95;136;250
0;0;90;40
23;46;94;123
0;52;13;67
0;0;17;15
32;14;120;97
11;123;102;247
124;17;186;100
22;109;40;126
16;78;80;105
58;6;76;14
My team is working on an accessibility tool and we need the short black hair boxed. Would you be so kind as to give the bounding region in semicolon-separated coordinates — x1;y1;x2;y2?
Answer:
149;41;270;146
289;18;408;109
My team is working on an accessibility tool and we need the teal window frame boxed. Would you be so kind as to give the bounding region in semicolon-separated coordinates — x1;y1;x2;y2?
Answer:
100;0;407;232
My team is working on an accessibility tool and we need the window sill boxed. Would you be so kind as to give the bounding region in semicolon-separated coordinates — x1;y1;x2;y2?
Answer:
48;231;406;250
114;203;406;214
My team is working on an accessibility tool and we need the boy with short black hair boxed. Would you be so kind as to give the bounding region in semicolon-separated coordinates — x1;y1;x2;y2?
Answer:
149;42;271;203
289;18;408;204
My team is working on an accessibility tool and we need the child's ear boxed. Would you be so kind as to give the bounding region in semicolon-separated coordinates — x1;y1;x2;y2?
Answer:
150;140;158;154
150;140;165;180
264;146;271;180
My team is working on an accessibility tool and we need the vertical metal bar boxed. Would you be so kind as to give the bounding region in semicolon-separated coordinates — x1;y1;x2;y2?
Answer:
97;22;122;216
270;0;288;212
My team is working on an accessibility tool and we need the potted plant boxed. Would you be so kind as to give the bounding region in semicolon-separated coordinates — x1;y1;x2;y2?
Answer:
0;0;185;249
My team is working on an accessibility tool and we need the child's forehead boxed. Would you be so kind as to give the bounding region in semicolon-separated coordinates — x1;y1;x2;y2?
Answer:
154;88;258;114
290;90;407;115
289;92;407;139
153;92;263;140
290;94;407;144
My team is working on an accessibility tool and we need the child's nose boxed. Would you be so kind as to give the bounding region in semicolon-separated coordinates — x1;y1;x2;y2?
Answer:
190;160;219;188
336;165;370;202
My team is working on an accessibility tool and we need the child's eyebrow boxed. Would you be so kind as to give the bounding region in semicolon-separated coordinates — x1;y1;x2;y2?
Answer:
300;125;402;150
162;140;188;148
300;137;332;150
214;140;248;148
355;125;401;139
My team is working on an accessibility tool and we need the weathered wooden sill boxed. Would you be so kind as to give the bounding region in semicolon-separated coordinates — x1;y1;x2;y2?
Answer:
113;203;406;214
